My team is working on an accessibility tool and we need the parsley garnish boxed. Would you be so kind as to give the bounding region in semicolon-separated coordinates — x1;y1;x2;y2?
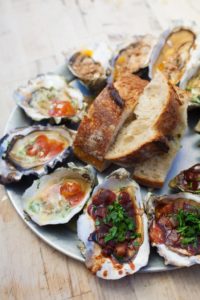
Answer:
103;200;140;243
176;209;200;246
191;95;200;104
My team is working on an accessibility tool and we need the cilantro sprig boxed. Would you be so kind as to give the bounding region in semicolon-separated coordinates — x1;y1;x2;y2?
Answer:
102;200;141;243
176;209;200;246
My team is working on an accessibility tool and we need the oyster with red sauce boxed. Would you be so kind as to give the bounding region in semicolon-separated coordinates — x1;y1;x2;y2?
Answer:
169;164;200;194
0;125;74;184
14;74;85;124
146;193;200;266
23;163;96;226
77;168;149;279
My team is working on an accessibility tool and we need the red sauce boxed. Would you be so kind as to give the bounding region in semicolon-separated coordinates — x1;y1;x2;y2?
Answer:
26;134;65;159
60;181;84;206
48;100;76;117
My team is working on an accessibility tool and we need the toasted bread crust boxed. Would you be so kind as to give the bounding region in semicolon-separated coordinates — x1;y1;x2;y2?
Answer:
73;74;147;170
132;174;164;189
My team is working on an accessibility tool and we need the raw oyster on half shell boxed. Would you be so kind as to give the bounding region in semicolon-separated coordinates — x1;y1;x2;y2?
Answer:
23;163;96;226
14;74;85;124
0;125;74;183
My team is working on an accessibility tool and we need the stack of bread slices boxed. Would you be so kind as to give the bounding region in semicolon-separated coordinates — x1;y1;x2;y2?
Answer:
73;71;188;188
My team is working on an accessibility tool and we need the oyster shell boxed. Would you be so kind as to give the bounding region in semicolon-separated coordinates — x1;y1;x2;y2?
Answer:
145;192;200;267
67;42;113;92
195;119;200;132
23;163;96;226
169;164;200;194
0;125;74;184
14;74;85;124
77;168;149;279
112;34;156;81
149;21;200;85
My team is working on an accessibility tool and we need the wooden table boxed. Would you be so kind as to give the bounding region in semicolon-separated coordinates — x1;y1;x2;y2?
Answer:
1;1;200;299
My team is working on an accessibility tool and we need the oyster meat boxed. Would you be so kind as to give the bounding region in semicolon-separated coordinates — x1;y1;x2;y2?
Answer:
112;34;156;81
146;193;200;267
23;163;96;225
0;125;74;183
14;74;85;124
68;42;113;92
169;164;200;194
77;168;149;279
149;21;200;85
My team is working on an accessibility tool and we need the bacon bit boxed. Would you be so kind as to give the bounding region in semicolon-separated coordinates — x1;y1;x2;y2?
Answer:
48;100;76;117
129;261;135;270
118;270;123;275
149;223;165;244
103;270;108;277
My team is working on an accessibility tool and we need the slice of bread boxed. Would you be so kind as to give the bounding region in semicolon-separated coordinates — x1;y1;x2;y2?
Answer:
105;71;181;164
132;87;188;188
73;74;147;171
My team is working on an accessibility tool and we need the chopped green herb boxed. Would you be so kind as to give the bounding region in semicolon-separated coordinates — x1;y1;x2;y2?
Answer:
191;95;200;104
103;200;140;243
176;209;200;246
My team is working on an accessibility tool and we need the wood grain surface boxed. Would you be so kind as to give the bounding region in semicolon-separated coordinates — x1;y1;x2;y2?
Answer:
1;0;200;299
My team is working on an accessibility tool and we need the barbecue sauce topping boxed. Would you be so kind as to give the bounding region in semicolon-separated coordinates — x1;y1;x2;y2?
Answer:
150;198;200;255
87;188;142;262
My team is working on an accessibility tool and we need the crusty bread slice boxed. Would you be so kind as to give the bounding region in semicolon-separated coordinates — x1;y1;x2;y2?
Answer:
132;87;188;188
105;71;181;164
73;74;147;171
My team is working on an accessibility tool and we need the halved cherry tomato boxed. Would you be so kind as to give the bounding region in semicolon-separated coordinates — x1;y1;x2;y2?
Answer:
149;223;165;244
26;134;64;159
48;100;76;117
60;181;84;206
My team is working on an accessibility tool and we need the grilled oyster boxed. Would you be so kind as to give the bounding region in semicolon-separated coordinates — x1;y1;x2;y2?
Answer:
146;193;200;267
149;21;200;85
23;163;96;226
77;168;149;279
14;74;85;124
0;125;74;184
112;35;156;81
169;164;200;194
68;42;113;92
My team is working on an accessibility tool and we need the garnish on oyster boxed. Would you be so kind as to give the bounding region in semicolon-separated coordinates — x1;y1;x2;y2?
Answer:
112;35;156;81
77;168;149;279
14;74;85;124
146;193;200;266
169;164;200;194
68;42;113;92
149;21;200;85
23;163;96;226
0;125;74;184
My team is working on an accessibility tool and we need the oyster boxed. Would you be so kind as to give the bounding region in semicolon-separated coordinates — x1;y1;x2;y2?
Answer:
179;53;200;107
146;192;200;267
14;74;85;124
68;42;113;92
112;34;156;81
149;21;200;85
0;125;74;184
195;120;200;132
169;164;200;194
77;168;149;279
23;163;96;226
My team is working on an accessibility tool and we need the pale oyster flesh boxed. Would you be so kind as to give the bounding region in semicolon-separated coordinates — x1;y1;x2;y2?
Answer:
14;74;85;124
23;163;96;225
146;192;200;267
0;125;74;184
77;168;149;279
